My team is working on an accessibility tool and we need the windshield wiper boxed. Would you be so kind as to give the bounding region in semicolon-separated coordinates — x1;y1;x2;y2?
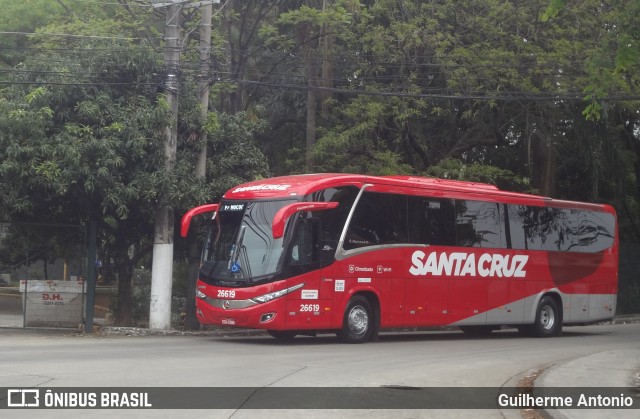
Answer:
239;245;252;278
228;225;246;276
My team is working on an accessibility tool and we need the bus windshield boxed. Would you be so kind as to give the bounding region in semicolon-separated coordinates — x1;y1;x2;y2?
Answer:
199;199;298;285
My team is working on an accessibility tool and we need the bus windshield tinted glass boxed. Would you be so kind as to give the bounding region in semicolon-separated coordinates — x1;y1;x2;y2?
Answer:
200;200;297;284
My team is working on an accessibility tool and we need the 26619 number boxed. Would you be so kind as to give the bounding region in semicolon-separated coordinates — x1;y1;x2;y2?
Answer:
217;290;236;298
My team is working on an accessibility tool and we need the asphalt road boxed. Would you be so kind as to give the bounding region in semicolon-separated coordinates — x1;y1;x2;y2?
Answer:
1;323;639;419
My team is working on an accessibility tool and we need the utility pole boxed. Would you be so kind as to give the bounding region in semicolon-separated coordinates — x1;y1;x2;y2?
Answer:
150;1;182;330
195;2;212;178
185;0;216;330
151;0;220;330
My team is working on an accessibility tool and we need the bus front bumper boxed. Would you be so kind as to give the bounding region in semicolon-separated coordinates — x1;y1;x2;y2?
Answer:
195;295;287;329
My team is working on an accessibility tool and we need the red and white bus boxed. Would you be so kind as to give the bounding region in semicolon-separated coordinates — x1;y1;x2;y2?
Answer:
181;174;618;343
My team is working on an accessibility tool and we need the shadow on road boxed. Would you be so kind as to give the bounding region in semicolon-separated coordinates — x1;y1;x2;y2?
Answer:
208;326;609;346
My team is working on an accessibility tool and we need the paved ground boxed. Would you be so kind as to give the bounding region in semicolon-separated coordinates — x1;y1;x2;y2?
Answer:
0;317;638;418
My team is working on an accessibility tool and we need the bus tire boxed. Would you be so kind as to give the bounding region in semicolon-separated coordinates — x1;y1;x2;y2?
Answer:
337;295;375;343
268;330;297;342
459;325;495;337
531;296;562;337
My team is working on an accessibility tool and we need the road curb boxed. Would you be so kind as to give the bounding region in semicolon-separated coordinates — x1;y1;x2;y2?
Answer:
96;314;640;337
98;326;267;337
610;314;640;324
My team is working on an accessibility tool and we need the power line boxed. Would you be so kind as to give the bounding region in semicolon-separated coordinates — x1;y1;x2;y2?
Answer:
0;64;586;88
0;33;596;67
0;31;158;41
2;75;638;103
0;48;629;96
0;80;161;87
66;0;154;6
238;79;640;102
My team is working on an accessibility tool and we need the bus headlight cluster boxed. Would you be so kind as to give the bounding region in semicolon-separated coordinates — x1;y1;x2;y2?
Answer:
251;283;304;304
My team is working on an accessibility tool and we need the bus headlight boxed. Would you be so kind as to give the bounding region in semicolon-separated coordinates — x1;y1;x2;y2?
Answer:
251;283;304;304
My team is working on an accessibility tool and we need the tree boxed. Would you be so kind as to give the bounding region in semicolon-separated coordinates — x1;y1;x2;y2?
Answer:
0;0;82;70
0;30;168;324
0;4;270;325
543;0;640;121
257;0;361;172
2;0;639;319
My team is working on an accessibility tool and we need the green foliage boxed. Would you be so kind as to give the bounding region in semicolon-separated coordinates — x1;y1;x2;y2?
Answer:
0;4;270;325
204;112;221;135
1;0;640;316
207;111;270;190
541;0;566;21
542;0;640;120
425;159;534;193
582;97;603;122
0;0;66;69
313;95;416;174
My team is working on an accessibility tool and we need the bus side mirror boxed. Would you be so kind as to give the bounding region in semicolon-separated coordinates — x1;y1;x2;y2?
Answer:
272;202;339;239
180;204;219;238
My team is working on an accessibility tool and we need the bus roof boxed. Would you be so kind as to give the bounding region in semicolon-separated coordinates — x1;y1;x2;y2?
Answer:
222;173;614;213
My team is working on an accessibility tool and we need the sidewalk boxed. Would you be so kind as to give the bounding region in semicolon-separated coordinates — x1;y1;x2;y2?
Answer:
534;315;640;418
537;348;640;419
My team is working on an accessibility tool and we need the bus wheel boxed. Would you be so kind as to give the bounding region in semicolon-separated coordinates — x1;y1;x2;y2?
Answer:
459;325;495;337
337;295;375;344
531;296;562;337
267;330;297;342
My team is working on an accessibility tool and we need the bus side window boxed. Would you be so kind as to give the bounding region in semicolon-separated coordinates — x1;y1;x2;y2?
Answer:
311;186;358;257
455;200;504;248
289;217;320;266
549;209;579;251
578;210;615;252
507;204;527;250
508;205;581;252
302;186;361;264
344;192;408;250
408;197;456;246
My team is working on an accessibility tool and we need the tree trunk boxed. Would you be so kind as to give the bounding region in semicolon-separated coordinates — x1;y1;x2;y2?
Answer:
305;25;317;171
306;76;317;171
185;241;202;330
113;254;134;326
320;0;333;118
538;136;556;197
